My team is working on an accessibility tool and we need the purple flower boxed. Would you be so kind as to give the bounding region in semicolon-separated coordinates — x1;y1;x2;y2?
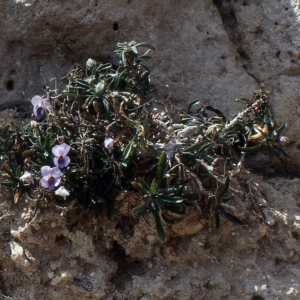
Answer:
55;186;70;200
40;166;61;190
52;143;70;168
31;95;51;120
104;137;114;153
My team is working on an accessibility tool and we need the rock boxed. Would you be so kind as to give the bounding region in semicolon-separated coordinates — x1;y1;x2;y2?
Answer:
171;211;204;236
10;241;30;268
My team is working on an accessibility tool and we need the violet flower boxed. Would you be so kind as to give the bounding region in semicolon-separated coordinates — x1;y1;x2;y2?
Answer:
20;171;34;184
40;166;61;190
52;143;70;168
31;95;51;120
55;186;70;200
104;137;114;153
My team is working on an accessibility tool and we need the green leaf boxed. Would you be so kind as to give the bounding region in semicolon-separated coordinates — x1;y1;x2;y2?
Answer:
138;55;152;61
277;122;286;135
238;144;261;153
133;201;148;213
156;152;167;181
183;141;210;153
135;43;156;50
223;143;239;158
235;98;250;104
218;175;230;197
74;79;92;89
144;143;159;158
138;177;152;195
1;182;16;187
188;100;201;113
1;125;10;139
205;105;225;117
269;144;288;157
96;63;112;73
123;141;133;161
44;133;51;153
152;209;165;242
156;196;183;203
60;77;69;85
131;181;146;194
220;207;243;226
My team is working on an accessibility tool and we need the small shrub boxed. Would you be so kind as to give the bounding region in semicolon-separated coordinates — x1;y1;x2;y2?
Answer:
0;41;289;241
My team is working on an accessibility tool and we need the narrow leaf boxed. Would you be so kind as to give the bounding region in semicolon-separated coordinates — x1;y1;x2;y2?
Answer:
133;202;147;213
269;144;288;157
156;152;166;181
1;125;10;139
205;105;225;117
134;43;156;50
183;141;210;153
152;209;165;242
1;182;16;187
235;98;250;104
137;177;152;194
238;144;261;153
156;196;183;203
218;175;230;197
277;122;286;135
220;207;243;226
188;100;201;113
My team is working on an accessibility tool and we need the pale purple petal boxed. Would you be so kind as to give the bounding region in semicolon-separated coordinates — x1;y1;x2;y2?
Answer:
40;166;62;190
51;167;62;179
40;177;50;189
31;95;43;106
31;96;51;120
41;166;51;177
104;137;114;153
20;171;34;184
52;143;70;156
55;186;70;200
42;99;52;110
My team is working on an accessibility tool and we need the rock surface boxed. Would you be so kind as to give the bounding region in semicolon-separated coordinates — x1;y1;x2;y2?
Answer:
0;174;299;299
0;0;300;299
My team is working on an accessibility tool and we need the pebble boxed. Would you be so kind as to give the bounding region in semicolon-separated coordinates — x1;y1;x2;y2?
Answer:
50;261;61;271
288;250;295;258
47;271;54;279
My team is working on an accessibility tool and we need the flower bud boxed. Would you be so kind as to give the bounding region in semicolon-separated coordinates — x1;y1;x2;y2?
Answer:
86;58;97;70
95;81;106;98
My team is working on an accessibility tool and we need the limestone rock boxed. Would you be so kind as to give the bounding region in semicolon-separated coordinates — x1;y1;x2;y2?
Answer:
171;211;204;236
10;241;30;268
